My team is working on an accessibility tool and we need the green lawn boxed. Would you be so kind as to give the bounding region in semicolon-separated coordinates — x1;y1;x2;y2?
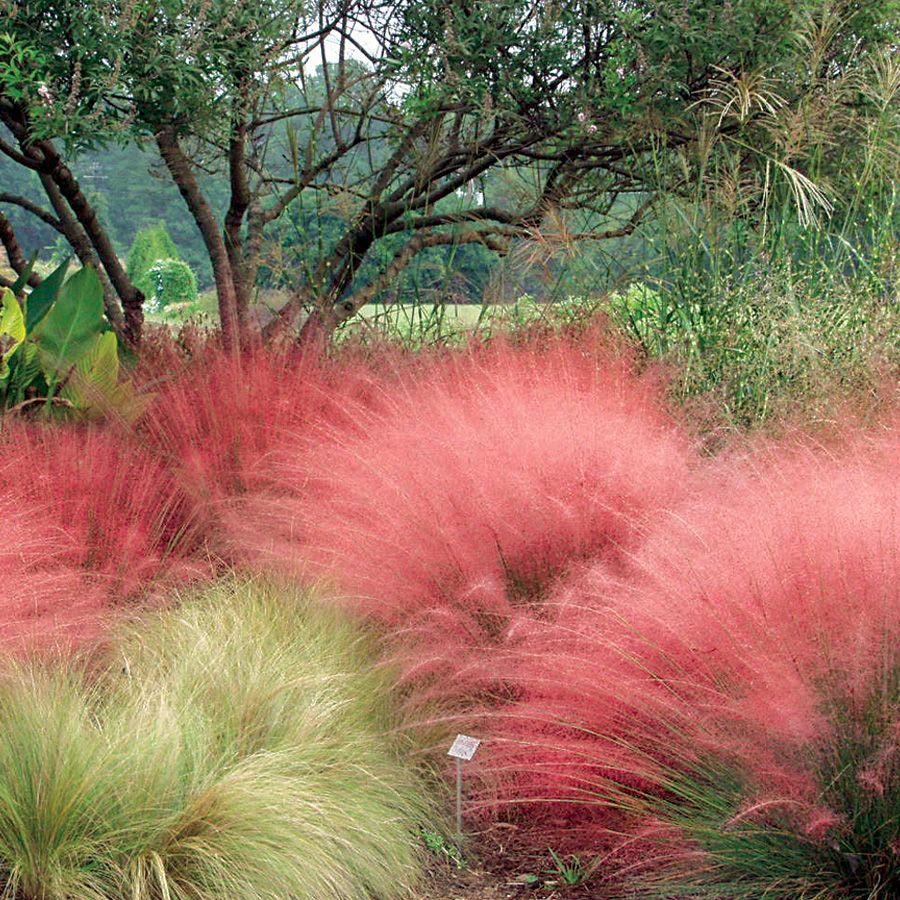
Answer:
146;291;538;335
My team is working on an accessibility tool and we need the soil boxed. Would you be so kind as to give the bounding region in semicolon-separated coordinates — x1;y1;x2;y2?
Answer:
416;865;599;900
415;822;600;900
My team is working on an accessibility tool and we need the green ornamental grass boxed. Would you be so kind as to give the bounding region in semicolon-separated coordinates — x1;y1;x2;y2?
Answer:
0;579;430;899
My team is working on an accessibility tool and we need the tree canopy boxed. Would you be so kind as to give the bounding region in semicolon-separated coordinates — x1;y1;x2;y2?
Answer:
1;0;897;349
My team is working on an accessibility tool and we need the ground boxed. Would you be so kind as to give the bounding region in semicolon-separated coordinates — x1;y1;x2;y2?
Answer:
416;823;600;900
418;862;599;900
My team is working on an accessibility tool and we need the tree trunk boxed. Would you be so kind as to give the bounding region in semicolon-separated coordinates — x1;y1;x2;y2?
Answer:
296;305;337;354
225;117;252;339
157;127;242;352
0;102;136;341
38;174;127;336
0;211;41;287
35;143;144;345
262;289;305;346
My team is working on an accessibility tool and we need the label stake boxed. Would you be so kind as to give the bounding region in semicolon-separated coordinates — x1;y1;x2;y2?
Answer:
447;734;481;847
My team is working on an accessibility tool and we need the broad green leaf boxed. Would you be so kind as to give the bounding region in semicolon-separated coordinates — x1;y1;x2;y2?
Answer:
61;330;120;410
9;253;36;296
0;288;26;379
82;330;120;394
105;380;153;425
32;266;105;378
24;257;69;331
7;341;41;401
56;330;149;423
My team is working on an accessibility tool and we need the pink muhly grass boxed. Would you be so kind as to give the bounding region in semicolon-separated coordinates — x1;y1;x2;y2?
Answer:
266;328;692;708
475;433;899;893
135;345;378;563
0;493;107;652
0;424;201;604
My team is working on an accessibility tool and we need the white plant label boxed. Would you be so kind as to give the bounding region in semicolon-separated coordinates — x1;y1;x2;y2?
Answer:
447;734;481;761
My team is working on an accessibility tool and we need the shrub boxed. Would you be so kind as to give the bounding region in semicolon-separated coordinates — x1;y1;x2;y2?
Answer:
126;224;180;299
146;258;198;309
606;238;899;433
267;328;692;713
478;434;899;895
0;579;429;899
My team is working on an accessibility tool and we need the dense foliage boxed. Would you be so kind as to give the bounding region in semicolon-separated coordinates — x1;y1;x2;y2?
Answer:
126;224;179;296
2;0;895;348
147;258;198;309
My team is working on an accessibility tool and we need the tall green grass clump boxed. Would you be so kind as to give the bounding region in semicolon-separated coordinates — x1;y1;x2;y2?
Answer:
110;579;429;900
0;664;120;899
0;579;429;899
608;265;897;431
603;44;899;431
606;176;898;430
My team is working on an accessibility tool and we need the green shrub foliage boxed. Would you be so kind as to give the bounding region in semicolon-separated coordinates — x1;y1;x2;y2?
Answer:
126;224;180;298
147;258;198;309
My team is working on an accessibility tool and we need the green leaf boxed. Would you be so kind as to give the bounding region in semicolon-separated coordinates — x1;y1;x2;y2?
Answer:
60;330;119;409
32;266;105;378
107;380;153;424
6;341;41;405
82;330;119;395
25;257;69;331
0;288;26;379
55;329;148;423
9;253;37;296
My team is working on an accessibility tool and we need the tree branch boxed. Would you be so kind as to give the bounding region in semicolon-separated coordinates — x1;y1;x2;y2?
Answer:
333;229;509;324
156;126;241;351
36;172;127;334
0;193;64;232
0;210;42;287
0;134;43;170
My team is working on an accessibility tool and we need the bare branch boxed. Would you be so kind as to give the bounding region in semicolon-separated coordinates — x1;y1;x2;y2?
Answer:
0;210;42;287
0;193;64;232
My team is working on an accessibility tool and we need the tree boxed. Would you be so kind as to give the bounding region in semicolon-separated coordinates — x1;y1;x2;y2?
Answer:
126;224;180;299
0;12;147;344
1;0;896;350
